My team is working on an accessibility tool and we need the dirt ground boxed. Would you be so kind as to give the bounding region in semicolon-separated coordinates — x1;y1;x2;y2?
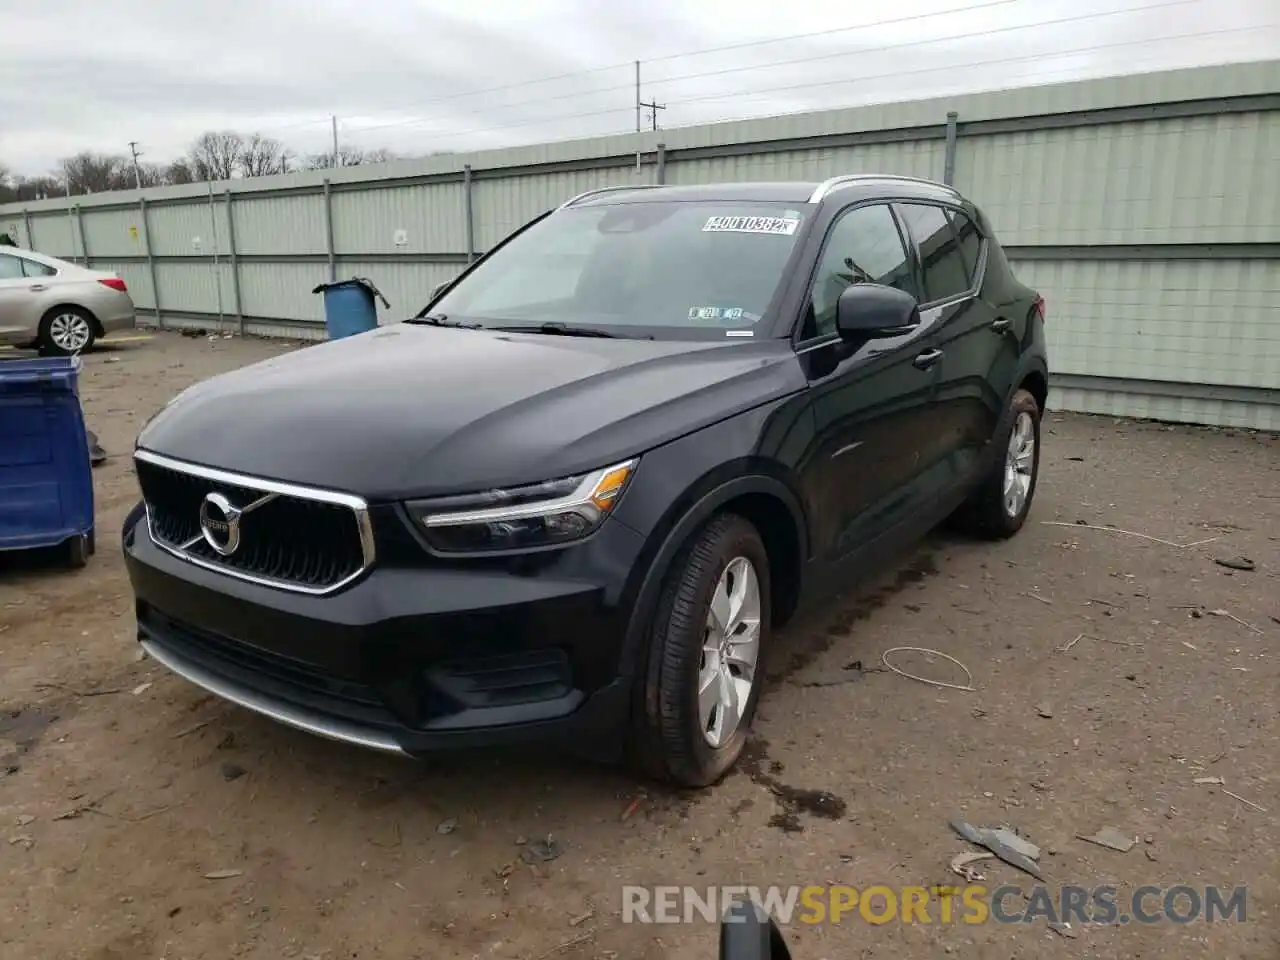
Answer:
1;331;1276;960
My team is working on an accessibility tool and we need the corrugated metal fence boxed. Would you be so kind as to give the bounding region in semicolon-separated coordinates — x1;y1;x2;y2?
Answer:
3;60;1278;428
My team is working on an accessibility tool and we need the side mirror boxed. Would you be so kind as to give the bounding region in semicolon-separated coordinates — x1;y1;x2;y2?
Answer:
835;282;920;341
719;899;792;960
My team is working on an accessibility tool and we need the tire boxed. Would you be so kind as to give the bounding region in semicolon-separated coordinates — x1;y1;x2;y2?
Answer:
955;388;1042;539
630;514;772;788
67;534;91;569
38;307;97;356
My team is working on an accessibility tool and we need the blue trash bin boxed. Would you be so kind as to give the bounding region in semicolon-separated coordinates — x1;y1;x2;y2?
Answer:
0;356;95;567
312;278;391;340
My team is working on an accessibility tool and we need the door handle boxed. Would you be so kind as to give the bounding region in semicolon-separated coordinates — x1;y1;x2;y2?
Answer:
28;284;48;292
912;348;943;371
991;317;1011;333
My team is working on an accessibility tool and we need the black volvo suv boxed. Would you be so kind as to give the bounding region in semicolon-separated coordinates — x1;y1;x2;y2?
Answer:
123;175;1048;787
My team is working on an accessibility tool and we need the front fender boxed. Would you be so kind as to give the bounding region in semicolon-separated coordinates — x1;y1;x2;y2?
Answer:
608;394;814;682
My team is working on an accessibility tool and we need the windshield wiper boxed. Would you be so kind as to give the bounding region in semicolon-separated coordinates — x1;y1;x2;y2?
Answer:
494;322;626;339
407;313;482;329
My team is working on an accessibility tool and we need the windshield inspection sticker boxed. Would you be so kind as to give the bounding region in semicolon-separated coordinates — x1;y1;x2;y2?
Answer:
702;215;800;236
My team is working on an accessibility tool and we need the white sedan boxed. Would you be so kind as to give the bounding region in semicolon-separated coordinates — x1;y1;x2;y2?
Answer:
0;246;137;355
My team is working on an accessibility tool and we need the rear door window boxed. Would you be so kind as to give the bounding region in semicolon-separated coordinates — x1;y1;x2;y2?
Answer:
896;203;972;304
0;254;24;280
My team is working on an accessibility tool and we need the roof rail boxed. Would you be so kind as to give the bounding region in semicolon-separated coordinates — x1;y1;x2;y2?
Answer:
557;184;662;210
807;174;956;204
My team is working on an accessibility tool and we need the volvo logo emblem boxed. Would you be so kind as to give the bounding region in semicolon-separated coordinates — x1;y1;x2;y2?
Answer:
199;492;243;556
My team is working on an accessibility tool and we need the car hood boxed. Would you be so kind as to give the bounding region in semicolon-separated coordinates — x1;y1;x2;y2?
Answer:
138;324;805;499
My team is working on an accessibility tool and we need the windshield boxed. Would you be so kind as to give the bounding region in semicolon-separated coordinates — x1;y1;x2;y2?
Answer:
430;201;808;339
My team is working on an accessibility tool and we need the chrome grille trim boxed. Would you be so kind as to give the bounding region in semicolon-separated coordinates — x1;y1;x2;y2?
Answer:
134;448;376;596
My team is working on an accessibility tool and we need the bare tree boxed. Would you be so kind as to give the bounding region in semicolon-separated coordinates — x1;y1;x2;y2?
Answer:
239;133;291;178
60;152;126;193
303;144;395;170
188;131;245;181
137;161;166;188
164;158;197;185
106;161;165;191
6;175;63;202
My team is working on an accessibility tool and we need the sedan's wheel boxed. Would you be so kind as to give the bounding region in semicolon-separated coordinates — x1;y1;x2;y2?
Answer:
631;514;771;787
956;387;1042;539
39;307;96;356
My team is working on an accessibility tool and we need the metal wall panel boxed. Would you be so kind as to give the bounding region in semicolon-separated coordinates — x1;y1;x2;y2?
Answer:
334;259;464;321
147;199;231;258
232;194;327;255
1049;386;1280;431
88;259;155;310
666;141;946;186
1012;258;1280;389
237;262;329;321
27;212;76;260
81;207;148;259
332;182;467;254
155;260;232;315
472;167;656;249
248;320;327;341
960;112;1280;245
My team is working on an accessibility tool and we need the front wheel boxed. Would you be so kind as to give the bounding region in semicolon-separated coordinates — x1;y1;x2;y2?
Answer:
955;387;1042;539
631;514;772;788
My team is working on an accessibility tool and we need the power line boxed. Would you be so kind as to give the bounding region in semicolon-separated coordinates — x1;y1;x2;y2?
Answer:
265;0;1021;139
670;21;1273;108
339;0;1211;138
164;0;1223;149
340;25;1269;146
647;0;1205;89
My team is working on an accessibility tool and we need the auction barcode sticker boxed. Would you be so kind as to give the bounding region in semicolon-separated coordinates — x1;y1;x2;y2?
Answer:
702;215;800;235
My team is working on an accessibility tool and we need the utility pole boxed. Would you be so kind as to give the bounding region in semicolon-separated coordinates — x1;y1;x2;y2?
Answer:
634;61;641;133
128;141;143;189
331;115;340;168
640;99;666;131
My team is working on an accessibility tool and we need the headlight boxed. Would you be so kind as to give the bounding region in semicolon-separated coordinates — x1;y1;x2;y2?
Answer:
406;459;636;554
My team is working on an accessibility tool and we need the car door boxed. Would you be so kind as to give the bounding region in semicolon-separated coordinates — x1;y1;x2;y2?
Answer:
0;252;36;342
894;202;1004;487
795;201;944;566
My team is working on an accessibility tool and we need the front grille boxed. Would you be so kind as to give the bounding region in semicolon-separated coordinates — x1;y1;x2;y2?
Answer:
135;452;373;593
143;607;397;729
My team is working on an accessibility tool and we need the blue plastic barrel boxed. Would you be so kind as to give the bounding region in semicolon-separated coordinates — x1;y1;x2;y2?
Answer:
312;278;390;340
0;356;95;567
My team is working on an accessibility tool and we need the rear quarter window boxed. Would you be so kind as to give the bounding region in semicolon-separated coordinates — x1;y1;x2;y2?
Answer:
21;259;58;278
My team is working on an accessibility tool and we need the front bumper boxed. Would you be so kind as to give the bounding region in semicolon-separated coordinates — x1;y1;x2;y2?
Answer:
122;503;644;758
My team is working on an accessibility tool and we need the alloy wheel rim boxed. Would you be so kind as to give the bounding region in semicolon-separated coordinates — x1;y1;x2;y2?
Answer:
1003;411;1036;517
697;556;762;747
50;313;91;352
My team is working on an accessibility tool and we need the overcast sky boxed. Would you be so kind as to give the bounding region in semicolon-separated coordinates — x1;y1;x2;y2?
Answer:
2;0;1275;175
